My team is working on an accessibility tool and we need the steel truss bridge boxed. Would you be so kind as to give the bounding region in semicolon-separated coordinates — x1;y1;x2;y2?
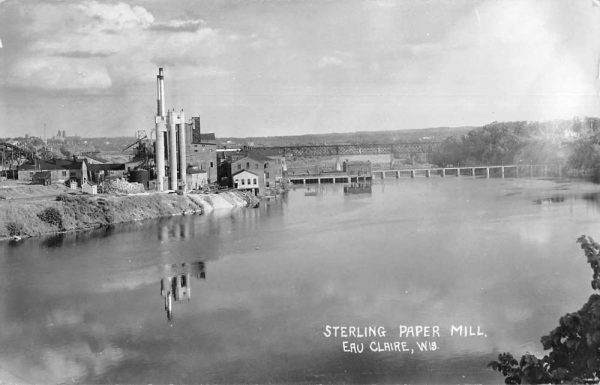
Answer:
252;142;441;158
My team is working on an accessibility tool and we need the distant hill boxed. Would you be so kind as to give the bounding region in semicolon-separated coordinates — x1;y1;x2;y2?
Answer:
218;126;476;147
5;119;592;154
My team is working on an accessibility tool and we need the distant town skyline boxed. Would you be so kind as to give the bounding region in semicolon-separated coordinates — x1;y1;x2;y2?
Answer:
1;0;600;138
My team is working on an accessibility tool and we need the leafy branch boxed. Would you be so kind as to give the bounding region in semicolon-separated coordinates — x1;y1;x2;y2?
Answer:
489;235;600;384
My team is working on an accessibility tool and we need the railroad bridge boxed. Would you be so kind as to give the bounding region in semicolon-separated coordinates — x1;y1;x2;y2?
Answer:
252;142;441;158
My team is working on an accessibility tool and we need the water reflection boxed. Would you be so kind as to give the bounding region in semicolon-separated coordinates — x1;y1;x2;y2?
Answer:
158;217;197;241
532;191;600;213
41;233;65;248
2;179;600;383
533;195;565;205
160;262;206;322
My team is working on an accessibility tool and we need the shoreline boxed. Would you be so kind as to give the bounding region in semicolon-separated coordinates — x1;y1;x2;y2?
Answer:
0;189;259;242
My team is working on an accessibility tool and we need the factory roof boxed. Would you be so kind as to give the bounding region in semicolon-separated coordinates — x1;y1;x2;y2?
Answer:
32;171;51;179
87;163;126;172
18;159;87;171
232;169;259;177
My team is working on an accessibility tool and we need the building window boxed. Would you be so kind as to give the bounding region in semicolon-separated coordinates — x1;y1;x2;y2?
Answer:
247;178;251;185
210;161;213;167
255;163;258;169
241;179;245;185
237;164;241;170
265;172;269;179
246;162;250;168
253;178;257;184
62;171;67;177
195;150;198;152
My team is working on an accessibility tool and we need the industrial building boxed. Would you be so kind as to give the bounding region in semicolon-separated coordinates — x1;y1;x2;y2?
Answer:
185;117;217;184
232;169;260;195
154;68;188;192
229;150;286;195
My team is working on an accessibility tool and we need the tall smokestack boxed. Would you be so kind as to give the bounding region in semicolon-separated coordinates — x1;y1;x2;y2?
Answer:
155;67;166;191
168;109;177;190
158;68;165;116
178;110;187;193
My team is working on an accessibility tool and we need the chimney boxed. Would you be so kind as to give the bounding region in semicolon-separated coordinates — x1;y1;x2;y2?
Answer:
155;67;166;191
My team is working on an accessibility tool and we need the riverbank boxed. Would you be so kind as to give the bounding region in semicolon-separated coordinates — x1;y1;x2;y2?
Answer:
0;189;259;241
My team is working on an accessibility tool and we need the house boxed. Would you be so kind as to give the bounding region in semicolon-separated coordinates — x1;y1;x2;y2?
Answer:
185;117;217;183
82;181;98;195
32;171;51;186
18;158;88;185
232;170;260;195
230;150;286;195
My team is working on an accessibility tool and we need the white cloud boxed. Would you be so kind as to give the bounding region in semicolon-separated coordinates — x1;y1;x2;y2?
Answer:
389;0;600;121
317;51;355;69
8;57;112;90
76;1;154;32
317;55;344;68
151;18;205;32
2;1;232;91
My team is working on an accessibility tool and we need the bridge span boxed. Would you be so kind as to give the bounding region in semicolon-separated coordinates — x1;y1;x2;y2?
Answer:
372;164;562;179
288;164;562;185
253;142;441;158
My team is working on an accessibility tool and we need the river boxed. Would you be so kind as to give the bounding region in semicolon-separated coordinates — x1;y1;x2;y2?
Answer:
1;177;599;383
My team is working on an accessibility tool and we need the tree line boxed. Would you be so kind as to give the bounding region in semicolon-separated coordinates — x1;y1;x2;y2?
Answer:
429;118;600;170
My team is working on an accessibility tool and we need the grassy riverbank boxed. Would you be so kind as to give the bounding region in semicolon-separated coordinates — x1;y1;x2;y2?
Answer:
0;188;258;240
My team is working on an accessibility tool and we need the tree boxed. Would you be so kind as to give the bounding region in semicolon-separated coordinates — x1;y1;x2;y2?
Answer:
59;146;71;159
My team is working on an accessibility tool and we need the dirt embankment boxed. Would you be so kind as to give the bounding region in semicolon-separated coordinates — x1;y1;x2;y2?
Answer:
0;190;258;240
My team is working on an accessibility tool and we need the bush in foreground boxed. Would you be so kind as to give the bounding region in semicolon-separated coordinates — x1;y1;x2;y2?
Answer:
489;235;600;383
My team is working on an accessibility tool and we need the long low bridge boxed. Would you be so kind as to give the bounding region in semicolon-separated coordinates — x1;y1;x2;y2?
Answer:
288;173;371;185
372;164;562;179
288;164;562;184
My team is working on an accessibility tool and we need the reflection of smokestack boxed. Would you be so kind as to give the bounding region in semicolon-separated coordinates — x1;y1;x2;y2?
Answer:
155;68;166;191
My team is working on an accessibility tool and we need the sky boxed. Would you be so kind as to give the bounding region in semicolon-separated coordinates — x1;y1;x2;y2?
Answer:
1;0;600;138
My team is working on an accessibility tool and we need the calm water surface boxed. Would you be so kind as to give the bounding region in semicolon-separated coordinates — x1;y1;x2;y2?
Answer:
1;178;600;383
